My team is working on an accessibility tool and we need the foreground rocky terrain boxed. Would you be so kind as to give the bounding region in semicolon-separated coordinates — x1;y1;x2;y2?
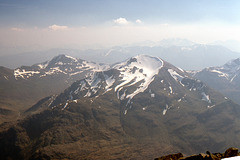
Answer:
155;147;240;160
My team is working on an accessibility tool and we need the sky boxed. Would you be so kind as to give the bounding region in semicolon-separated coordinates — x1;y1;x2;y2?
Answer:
1;0;240;55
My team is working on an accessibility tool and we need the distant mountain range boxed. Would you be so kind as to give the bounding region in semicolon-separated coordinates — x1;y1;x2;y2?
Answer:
1;39;240;70
1;55;240;159
211;40;240;53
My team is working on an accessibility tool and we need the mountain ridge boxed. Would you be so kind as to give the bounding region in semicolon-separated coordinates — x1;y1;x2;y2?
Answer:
0;54;109;124
193;57;240;104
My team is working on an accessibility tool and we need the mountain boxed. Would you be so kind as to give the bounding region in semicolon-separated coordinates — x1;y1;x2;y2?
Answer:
0;54;108;123
14;54;109;80
211;40;240;53
0;48;84;69
1;55;240;160
193;57;240;105
157;38;196;47
83;44;240;70
1;40;240;70
130;38;196;47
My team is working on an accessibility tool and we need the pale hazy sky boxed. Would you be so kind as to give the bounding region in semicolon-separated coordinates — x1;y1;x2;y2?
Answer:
1;0;240;55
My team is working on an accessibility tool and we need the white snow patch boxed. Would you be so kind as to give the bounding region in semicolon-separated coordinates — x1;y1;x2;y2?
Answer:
102;88;112;95
69;70;83;76
79;81;87;91
168;69;184;82
105;49;114;56
163;104;171;115
48;95;57;107
114;55;163;104
163;109;167;115
126;97;132;107
151;93;155;98
201;92;211;103
38;63;48;69
169;86;173;94
104;74;115;90
62;102;68;110
230;74;237;82
84;90;92;97
179;81;185;87
83;61;110;72
177;67;184;72
14;69;40;79
82;73;103;96
65;55;78;62
209;69;229;79
90;77;101;88
43;67;67;76
208;105;215;108
120;89;127;100
56;61;64;65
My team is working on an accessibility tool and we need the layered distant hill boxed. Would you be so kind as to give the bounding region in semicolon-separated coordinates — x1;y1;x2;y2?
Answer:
1;55;240;160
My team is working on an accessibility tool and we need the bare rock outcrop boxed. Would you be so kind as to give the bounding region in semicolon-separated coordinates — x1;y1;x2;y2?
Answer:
155;147;239;160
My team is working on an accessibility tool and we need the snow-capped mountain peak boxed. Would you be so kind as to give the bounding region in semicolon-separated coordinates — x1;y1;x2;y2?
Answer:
114;54;163;74
48;55;220;116
197;58;240;83
13;54;110;80
113;55;164;103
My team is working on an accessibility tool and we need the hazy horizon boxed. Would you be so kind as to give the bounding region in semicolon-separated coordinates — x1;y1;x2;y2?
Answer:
1;0;240;56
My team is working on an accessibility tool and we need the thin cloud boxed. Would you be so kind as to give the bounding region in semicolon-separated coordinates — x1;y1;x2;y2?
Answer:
11;27;24;32
113;17;129;25
136;19;142;24
48;24;69;31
